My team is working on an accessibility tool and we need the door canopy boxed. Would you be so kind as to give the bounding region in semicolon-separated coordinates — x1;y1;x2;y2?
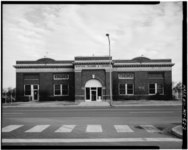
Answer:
85;79;102;87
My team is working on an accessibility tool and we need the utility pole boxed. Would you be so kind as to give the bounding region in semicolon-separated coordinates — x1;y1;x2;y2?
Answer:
106;33;112;106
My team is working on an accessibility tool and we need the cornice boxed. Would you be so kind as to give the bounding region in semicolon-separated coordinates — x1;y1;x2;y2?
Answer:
113;64;174;67
14;65;73;69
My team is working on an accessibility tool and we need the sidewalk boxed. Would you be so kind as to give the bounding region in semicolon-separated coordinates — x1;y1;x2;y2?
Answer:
112;100;182;107
171;125;182;138
3;101;77;107
2;100;181;108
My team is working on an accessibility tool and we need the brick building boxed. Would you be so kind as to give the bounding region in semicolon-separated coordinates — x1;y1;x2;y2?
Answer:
14;56;174;102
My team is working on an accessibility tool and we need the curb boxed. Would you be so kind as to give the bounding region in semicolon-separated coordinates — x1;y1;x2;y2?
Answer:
2;101;182;108
2;104;110;108
3;104;181;108
112;104;182;107
171;125;182;138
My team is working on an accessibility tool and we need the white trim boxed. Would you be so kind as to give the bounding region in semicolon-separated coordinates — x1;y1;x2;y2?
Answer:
126;84;134;95
118;73;134;79
148;83;156;95
114;62;173;65
119;84;134;95
15;64;73;67
53;74;69;80
157;84;164;95
85;79;103;101
113;67;172;71
16;68;74;72
148;83;164;95
85;79;102;88
54;84;61;96
155;83;158;94
33;85;39;101
54;84;69;96
24;84;39;101
85;87;103;102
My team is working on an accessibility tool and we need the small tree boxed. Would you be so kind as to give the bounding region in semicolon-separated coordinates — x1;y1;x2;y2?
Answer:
173;82;182;99
2;87;16;103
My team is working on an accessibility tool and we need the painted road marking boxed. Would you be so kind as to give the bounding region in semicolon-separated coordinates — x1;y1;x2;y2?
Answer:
55;125;76;133
114;125;134;132
140;125;161;133
25;125;50;133
2;125;23;132
86;125;102;132
2;138;182;143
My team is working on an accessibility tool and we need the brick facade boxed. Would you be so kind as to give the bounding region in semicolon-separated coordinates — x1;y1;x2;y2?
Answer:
14;56;174;102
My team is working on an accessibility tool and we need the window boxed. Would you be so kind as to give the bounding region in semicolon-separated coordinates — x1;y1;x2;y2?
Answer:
24;85;31;96
54;84;69;96
54;74;69;80
86;88;90;99
98;87;102;97
54;85;61;95
157;84;164;94
62;84;69;95
149;83;164;95
119;84;134;95
149;84;155;94
127;84;134;94
118;73;134;79
119;84;126;95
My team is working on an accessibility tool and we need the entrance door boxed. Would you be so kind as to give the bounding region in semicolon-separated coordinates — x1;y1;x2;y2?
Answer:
32;85;39;101
91;90;96;101
85;79;102;101
34;91;38;100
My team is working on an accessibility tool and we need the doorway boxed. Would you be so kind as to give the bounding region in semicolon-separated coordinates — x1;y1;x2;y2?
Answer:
32;85;39;101
25;84;39;101
85;79;102;101
91;90;96;101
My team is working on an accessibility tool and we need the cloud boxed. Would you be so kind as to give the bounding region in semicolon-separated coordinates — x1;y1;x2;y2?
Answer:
3;2;183;88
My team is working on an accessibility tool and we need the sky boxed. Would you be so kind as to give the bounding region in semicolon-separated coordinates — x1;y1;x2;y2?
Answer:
3;2;183;89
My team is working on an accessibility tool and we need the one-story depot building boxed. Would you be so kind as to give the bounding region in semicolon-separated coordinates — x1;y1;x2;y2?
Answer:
14;56;174;102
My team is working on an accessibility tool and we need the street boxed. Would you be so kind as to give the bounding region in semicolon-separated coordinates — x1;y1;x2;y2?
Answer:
2;105;182;149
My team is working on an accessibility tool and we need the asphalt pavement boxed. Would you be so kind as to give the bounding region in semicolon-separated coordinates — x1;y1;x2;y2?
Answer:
2;105;182;149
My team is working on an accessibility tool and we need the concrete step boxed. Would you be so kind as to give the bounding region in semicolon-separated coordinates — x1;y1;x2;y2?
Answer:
78;101;110;106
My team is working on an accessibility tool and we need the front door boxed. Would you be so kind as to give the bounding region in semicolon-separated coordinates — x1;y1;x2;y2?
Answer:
91;90;96;101
34;90;38;100
32;85;39;101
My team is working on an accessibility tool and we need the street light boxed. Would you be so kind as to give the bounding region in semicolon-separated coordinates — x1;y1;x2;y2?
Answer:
106;33;112;106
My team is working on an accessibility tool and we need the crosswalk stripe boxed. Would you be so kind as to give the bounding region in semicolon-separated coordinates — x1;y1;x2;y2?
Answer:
114;125;134;132
55;125;76;132
2;125;23;132
86;125;102;132
140;125;161;133
25;125;50;133
3;124;162;134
